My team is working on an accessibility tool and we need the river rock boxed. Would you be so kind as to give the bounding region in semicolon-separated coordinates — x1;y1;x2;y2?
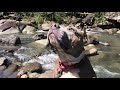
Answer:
0;19;17;32
84;44;96;50
34;39;48;46
22;25;36;34
20;74;28;78
27;39;48;55
1;35;21;45
71;16;82;25
32;33;47;41
28;72;40;78
3;64;18;77
8;35;21;45
82;14;94;26
0;57;6;65
116;30;120;34
18;62;42;76
105;12;120;23
41;21;55;30
84;44;98;55
106;28;118;34
0;27;20;35
86;48;98;55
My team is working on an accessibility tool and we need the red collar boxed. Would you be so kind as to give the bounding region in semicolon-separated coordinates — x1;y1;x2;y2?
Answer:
59;61;76;71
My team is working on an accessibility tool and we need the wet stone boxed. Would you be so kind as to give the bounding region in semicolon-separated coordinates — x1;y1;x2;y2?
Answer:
3;64;18;77
18;62;42;76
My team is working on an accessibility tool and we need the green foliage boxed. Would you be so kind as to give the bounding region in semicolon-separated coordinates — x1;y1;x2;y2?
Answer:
0;12;108;26
94;12;107;25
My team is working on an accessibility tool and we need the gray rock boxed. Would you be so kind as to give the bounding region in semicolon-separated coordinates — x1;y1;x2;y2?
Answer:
105;12;120;22
71;16;82;24
82;14;94;25
22;25;36;34
0;27;20;35
8;35;21;45
26;39;48;55
0;19;17;32
105;28;118;34
1;35;21;45
3;64;18;77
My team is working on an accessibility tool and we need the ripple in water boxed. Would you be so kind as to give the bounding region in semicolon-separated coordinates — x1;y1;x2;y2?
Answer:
93;65;120;78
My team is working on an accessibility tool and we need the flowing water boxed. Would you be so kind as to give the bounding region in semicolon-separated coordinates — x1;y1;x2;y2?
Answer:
90;32;120;78
0;32;120;78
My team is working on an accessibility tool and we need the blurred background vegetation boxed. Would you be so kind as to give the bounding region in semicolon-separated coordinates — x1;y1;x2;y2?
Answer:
0;12;107;25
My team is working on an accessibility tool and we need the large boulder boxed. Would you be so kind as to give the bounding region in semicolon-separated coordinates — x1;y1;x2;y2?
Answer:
0;19;17;32
0;27;20;35
26;39;48;55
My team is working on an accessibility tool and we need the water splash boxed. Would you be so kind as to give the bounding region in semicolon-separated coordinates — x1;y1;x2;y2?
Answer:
23;53;59;71
14;46;35;62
